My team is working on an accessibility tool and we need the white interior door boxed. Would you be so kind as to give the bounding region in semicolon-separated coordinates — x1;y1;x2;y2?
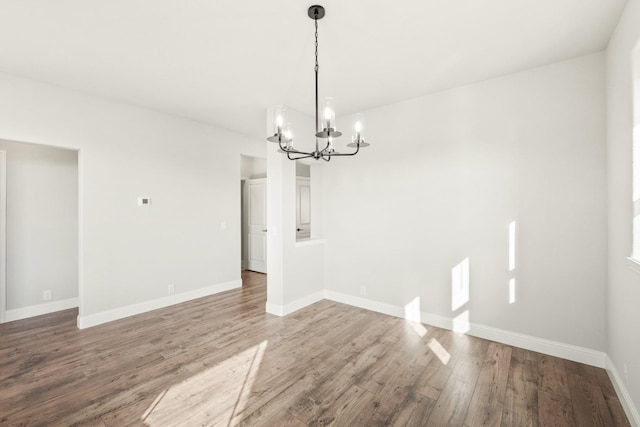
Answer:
247;178;267;273
296;177;311;240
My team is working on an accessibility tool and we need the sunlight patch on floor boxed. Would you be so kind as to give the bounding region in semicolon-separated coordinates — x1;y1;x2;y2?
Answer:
409;322;428;337
143;340;268;426
428;337;451;365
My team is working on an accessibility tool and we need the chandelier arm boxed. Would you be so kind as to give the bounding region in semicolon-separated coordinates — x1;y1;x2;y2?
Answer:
286;152;315;161
277;140;314;159
278;140;305;156
282;146;312;156
318;141;332;154
325;144;361;157
277;140;288;152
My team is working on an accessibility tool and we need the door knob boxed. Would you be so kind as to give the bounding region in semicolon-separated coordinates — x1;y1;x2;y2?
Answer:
261;229;267;232
297;228;302;232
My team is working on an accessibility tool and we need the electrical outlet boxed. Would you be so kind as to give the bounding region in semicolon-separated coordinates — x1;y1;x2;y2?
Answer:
220;221;227;230
624;363;629;385
168;284;175;295
43;290;52;301
359;285;366;296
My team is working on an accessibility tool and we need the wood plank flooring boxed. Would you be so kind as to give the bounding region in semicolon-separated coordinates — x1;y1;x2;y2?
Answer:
0;271;631;426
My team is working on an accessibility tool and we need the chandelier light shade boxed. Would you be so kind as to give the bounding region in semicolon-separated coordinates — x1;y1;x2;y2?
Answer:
267;5;369;161
348;113;369;147
272;105;286;136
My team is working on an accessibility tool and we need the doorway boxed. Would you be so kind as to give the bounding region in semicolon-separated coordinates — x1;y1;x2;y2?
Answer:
240;155;267;274
0;140;79;323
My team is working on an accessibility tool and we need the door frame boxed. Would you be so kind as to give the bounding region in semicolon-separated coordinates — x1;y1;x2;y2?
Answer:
0;143;81;325
0;149;6;323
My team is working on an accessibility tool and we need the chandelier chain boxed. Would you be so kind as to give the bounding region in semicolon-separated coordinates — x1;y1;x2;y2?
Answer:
314;15;320;142
314;18;319;73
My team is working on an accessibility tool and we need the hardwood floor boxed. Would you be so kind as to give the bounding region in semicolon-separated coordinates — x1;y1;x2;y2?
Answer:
0;271;631;426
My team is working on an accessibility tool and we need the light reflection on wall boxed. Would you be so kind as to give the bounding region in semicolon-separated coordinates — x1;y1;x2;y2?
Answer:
508;221;517;304
404;296;428;337
451;258;470;333
509;221;516;272
451;258;469;311
453;310;470;333
509;278;516;305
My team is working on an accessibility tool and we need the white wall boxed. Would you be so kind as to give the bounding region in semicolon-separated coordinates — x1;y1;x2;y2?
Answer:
240;155;266;179
241;155;252;180
0;140;78;310
606;0;640;418
322;53;607;351
266;107;325;315
295;162;310;178
0;71;264;325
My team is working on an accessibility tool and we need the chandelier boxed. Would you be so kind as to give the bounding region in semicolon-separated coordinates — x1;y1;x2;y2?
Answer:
267;5;370;161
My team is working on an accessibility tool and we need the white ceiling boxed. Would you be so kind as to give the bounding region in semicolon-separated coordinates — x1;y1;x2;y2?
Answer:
0;0;627;139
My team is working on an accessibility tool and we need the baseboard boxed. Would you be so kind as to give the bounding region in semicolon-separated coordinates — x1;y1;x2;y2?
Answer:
265;291;325;317
607;356;640;426
77;279;242;329
323;289;607;368
323;290;405;318
265;301;284;316
466;321;606;368
4;298;79;322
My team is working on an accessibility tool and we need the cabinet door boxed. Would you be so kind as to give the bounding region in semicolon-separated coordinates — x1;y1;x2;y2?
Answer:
296;178;311;240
